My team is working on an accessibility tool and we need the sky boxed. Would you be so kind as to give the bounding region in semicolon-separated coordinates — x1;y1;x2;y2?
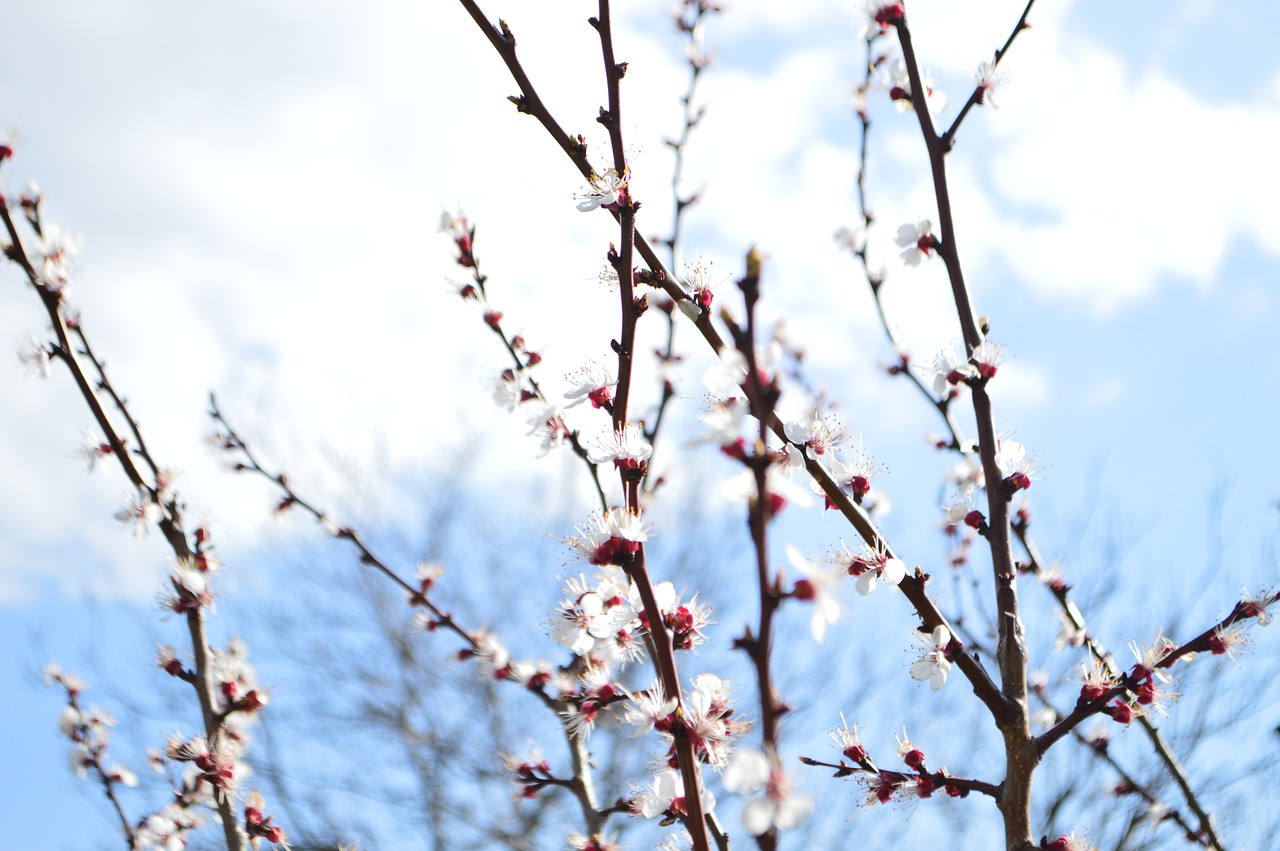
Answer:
2;0;1279;848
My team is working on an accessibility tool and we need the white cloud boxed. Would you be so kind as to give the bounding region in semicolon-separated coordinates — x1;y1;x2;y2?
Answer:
1;0;1275;602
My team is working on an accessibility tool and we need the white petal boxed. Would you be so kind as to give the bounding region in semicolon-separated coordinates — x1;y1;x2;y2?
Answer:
773;793;814;830
723;749;769;795
810;610;828;644
741;798;775;836
785;545;810;576
909;658;935;682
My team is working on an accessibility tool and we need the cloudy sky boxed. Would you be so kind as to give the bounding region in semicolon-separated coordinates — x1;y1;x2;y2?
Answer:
2;0;1278;847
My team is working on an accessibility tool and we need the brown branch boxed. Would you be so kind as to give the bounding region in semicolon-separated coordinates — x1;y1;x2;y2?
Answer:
208;395;621;835
450;0;1040;748
1014;519;1241;850
444;214;609;511
4;204;247;851
941;0;1037;150
1029;688;1207;847
732;252;782;851
893;9;1036;847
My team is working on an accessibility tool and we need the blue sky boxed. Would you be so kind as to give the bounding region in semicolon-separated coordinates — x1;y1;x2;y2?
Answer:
2;0;1279;848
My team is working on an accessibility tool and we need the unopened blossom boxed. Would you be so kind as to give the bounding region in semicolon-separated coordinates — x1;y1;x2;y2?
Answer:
576;169;628;212
894;219;935;266
974;60;1011;108
909;625;953;690
115;489;161;538
1108;698;1134;725
17;338;51;378
723;749;814;835
563;361;617;409
587;423;652;471
786;546;842;643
